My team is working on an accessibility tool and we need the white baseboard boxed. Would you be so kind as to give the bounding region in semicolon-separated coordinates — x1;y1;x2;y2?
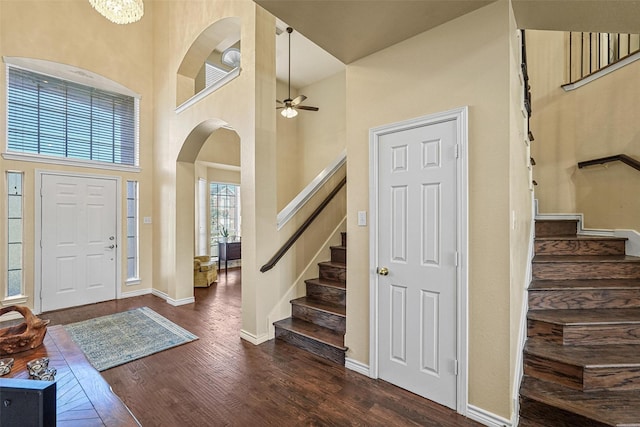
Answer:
240;329;270;345
0;311;24;323
120;288;152;299
467;404;512;427
150;289;195;306
345;357;370;377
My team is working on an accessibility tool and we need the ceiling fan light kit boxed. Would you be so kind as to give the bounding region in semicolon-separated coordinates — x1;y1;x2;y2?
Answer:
276;27;319;119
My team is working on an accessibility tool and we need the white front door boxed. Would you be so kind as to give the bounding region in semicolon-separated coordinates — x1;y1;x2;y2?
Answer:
41;173;118;312
374;116;460;409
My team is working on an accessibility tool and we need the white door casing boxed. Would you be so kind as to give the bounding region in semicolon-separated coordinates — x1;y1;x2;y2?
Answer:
369;107;468;413
38;172;119;312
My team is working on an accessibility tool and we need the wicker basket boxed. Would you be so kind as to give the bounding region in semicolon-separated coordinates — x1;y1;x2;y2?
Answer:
0;305;50;356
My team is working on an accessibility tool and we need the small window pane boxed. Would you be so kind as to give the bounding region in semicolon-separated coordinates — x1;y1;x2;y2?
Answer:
8;270;22;297
126;180;139;280
6;172;23;298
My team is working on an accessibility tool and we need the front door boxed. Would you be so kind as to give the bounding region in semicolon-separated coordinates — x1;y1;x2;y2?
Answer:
375;116;459;409
41;173;118;312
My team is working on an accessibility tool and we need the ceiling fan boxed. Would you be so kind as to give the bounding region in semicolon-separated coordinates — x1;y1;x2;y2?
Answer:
277;27;319;118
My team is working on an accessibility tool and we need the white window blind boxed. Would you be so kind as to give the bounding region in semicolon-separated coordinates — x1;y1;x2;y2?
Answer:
7;66;139;166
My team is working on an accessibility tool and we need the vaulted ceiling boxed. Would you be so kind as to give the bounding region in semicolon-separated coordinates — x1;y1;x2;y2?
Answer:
258;0;640;65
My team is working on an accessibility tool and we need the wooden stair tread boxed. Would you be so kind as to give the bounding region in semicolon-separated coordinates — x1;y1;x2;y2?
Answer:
305;277;346;290
273;318;346;350
534;255;640;263
291;297;346;316
520;375;640;425
530;279;640;290
529;308;640;325
526;339;640;368
319;260;346;268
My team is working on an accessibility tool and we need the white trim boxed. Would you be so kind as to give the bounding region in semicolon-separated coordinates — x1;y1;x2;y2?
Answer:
125;278;142;286
35;170;122;314
166;296;195;307
2;152;141;173
120;288;152;299
175;67;241;114
240;329;270;345
368;106;469;414
345;358;370;377
3;56;141;98
563;50;640;91
277;150;346;230
151;288;196;306
0;296;28;307
0;311;25;322
467;404;512;427
512;195;536;426
615;229;640;257
151;289;169;300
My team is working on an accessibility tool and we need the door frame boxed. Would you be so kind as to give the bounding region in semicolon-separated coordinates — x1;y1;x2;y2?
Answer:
368;106;469;414
34;169;122;314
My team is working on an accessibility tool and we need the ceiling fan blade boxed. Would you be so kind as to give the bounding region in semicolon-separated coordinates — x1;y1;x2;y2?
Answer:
276;99;283;104
291;95;307;106
297;105;319;111
276;106;284;110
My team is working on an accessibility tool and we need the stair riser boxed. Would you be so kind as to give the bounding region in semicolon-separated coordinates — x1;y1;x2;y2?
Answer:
319;264;346;283
331;246;346;264
529;319;640;345
535;220;578;238
524;354;584;390
292;305;345;333
519;397;611;427
535;240;625;256
274;328;345;365
528;289;640;310
533;262;640;280
306;282;346;306
525;353;640;391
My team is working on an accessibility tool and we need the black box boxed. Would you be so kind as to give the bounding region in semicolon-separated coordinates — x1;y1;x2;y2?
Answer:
0;378;56;427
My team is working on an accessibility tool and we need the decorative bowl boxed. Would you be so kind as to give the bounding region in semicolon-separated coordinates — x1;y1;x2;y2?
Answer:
31;366;56;381
0;357;14;376
27;357;49;377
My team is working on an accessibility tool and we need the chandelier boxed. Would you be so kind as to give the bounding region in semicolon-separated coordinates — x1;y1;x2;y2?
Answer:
89;0;144;25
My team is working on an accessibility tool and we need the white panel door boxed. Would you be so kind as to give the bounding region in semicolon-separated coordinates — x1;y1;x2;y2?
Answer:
377;118;458;409
41;174;117;312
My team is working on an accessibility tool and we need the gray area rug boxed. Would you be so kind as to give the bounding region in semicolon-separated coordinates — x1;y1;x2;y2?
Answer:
63;307;198;371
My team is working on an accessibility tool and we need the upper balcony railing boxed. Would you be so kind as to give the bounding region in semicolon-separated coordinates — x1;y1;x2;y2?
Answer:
565;32;640;87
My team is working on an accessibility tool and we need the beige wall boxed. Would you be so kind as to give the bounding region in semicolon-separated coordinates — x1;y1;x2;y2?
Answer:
529;30;640;231
508;3;534;413
346;1;518;418
0;0;155;308
276;71;346;210
276;79;300;209
298;71;346;185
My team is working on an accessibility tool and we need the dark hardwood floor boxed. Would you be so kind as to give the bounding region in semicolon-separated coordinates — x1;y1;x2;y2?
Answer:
33;269;480;426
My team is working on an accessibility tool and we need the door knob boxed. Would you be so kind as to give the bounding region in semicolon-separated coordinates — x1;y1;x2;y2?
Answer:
377;267;389;276
105;244;115;249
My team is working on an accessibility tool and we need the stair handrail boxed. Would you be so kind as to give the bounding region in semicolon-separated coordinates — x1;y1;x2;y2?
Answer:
578;154;640;172
260;176;346;273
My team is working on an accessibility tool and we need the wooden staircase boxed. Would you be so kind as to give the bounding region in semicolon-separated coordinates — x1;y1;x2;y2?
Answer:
273;232;347;365
519;219;640;426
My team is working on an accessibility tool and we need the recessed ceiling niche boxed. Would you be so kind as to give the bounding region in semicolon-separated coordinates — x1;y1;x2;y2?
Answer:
176;17;241;108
